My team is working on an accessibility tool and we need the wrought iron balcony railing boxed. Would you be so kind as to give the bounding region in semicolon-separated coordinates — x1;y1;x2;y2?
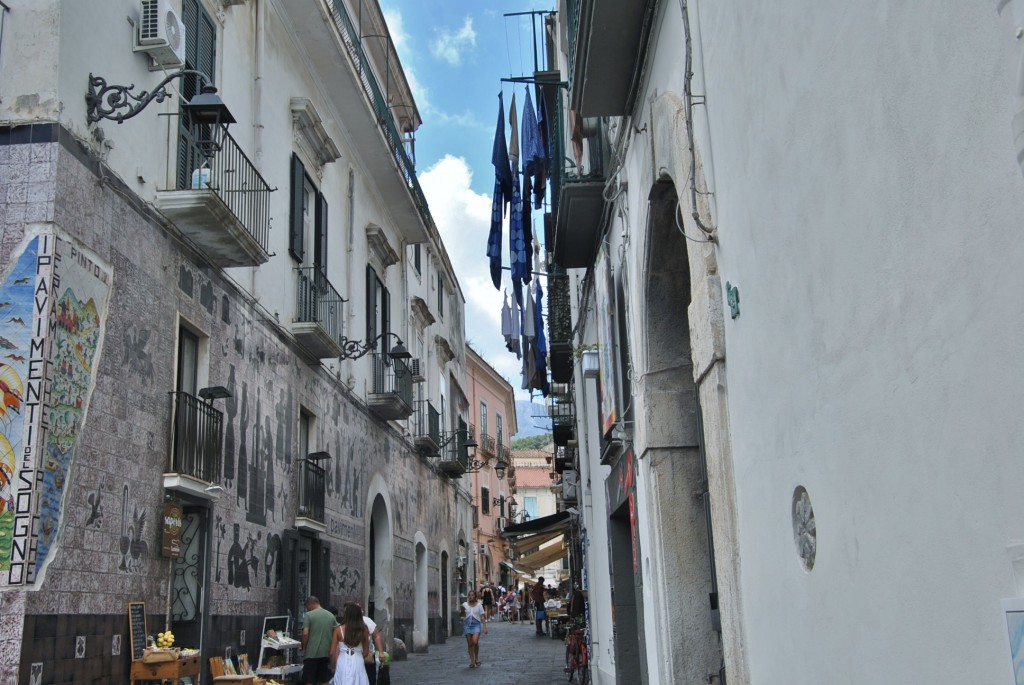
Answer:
479;433;497;457
368;353;414;419
414;399;442;453
169;391;224;484
295;267;345;339
175;124;272;254
327;0;435;231
297;457;326;524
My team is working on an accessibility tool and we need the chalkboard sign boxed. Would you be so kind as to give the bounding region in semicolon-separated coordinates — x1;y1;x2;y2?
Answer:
128;602;147;662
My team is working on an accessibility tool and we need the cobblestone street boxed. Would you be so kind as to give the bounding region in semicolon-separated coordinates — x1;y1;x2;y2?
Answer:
388;617;568;685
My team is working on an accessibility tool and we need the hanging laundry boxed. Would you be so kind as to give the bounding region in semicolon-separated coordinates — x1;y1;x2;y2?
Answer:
528;280;549;396
521;88;543;180
534;85;550;209
487;92;513;289
569;109;585;172
508;93;528;307
502;290;521;359
521;88;544;283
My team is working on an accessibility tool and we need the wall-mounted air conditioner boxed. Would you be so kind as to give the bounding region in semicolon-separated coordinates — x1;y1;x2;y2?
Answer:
479;543;487;555
410;358;425;382
495;517;506;530
134;0;186;70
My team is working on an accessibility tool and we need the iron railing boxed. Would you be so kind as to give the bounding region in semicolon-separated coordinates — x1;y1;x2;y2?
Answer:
479;433;497;457
371;352;414;406
295;267;345;342
297;457;326;523
326;0;435;230
566;0;582;80
439;429;470;471
175;125;272;254
414;399;441;447
169;391;224;483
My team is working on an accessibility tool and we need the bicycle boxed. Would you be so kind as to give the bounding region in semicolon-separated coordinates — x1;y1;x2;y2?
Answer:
564;627;589;684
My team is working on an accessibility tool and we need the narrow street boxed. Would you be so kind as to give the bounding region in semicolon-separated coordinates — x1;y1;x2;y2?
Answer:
389;618;569;685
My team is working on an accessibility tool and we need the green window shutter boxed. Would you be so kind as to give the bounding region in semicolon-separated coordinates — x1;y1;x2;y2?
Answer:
366;265;377;342
315;193;328;275
289;154;305;262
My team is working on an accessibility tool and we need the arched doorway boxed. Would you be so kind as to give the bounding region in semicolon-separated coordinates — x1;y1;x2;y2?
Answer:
367;493;393;642
638;178;721;683
413;533;428;652
440;550;450;640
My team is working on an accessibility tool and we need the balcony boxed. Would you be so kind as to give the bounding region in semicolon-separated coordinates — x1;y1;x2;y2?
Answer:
296;455;327;533
155;127;271;268
414;400;441;454
292;267;345;359
286;0;431;244
165;391;224;500
368;353;414;420
551;97;611;270
548;267;573;383
567;0;658;117
479;433;497;458
549;389;576;447
437;429;470;477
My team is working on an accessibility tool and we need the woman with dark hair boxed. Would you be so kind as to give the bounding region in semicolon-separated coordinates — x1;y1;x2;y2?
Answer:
329;603;370;685
460;589;488;668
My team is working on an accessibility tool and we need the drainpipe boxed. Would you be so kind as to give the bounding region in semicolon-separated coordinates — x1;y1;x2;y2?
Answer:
680;0;716;239
252;0;266;294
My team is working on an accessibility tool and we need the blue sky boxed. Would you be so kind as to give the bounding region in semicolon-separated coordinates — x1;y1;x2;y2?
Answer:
380;1;554;409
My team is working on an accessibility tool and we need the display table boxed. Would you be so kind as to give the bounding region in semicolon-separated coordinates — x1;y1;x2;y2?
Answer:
130;654;200;684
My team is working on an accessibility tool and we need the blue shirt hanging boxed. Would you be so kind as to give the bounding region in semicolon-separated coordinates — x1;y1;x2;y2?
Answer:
487;93;512;289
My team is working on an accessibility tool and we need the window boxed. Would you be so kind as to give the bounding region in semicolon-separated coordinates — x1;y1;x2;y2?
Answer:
437;273;444;318
413;244;421;274
366;265;390;346
523;496;538;520
177;0;217;189
176;327;199;396
479;402;488;439
299;410;311;462
289;153;328;273
496;414;503;447
481;487;491;515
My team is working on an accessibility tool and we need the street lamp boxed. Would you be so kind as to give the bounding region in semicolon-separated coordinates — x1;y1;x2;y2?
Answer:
338;331;411;362
85;70;235;157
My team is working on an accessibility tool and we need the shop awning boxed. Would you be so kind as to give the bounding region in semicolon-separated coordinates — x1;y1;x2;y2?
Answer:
502;510;571;538
517;540;568;571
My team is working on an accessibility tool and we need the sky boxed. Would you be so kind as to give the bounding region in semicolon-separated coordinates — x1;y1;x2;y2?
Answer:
379;0;554;412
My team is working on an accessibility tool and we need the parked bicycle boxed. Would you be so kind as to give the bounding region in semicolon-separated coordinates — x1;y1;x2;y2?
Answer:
564;626;589;684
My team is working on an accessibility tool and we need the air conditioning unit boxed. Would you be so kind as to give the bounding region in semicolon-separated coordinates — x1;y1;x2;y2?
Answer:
479;544;487;555
456;556;466;568
134;0;186;70
410;358;425;383
495;517;506;530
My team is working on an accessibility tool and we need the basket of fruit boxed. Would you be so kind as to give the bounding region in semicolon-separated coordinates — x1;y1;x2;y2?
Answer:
141;631;179;663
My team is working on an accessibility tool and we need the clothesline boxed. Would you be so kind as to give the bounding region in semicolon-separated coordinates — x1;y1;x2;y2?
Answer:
500;265;547;278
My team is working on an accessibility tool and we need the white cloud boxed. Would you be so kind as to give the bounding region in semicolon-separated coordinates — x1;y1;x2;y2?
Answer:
382;7;431;112
430;17;477;67
419;156;529;398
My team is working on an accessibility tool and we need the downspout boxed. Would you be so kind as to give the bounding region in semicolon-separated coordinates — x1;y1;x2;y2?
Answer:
252;0;266;294
680;0;716;239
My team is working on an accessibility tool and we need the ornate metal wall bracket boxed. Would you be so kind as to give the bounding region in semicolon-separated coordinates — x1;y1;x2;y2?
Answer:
86;69;212;124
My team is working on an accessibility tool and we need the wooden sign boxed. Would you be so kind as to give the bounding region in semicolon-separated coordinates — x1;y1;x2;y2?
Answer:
162;502;183;558
128;602;147;662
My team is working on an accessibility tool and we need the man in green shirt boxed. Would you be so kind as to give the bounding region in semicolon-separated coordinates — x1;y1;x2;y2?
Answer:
300;596;336;685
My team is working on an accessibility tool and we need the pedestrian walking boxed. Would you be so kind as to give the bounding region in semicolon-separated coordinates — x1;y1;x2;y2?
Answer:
531;578;547;636
460;589;488;668
329;603;371;685
300;596;337;685
362;605;386;685
480;583;495;620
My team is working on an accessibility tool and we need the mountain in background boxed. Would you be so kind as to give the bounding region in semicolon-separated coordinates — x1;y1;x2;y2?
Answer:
513;399;551;438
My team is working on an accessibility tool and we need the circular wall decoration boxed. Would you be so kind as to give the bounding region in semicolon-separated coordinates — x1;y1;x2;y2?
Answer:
792;486;816;571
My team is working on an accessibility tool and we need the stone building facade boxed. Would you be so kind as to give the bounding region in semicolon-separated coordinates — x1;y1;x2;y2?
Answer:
0;1;473;683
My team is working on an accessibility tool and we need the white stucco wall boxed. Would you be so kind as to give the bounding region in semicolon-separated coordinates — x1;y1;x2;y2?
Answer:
692;1;1024;681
